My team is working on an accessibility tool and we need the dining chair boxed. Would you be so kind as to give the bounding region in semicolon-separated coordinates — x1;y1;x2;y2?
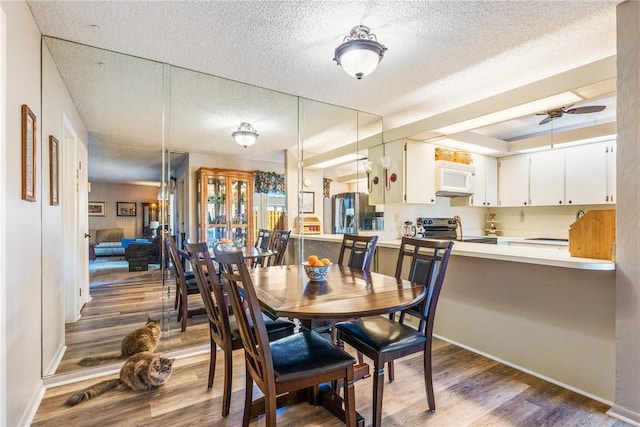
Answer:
267;229;291;266
249;228;272;268
215;249;357;427
337;234;379;271
335;237;454;427
185;242;295;417
165;235;202;332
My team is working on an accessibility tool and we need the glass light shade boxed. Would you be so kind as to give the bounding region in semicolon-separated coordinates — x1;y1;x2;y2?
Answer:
334;25;387;80
232;122;259;148
380;156;391;169
365;160;374;173
338;47;382;79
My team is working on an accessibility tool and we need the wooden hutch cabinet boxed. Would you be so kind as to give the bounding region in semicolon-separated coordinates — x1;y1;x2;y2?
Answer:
197;167;254;247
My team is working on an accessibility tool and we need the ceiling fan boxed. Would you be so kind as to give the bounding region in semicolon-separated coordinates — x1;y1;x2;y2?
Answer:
538;104;606;125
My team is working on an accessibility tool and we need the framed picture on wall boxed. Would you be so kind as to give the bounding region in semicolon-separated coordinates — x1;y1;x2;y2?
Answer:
117;201;137;217
49;135;59;206
302;191;314;213
22;104;37;202
88;201;106;217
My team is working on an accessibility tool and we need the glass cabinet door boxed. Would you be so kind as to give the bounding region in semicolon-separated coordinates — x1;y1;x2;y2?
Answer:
206;176;227;244
230;178;249;244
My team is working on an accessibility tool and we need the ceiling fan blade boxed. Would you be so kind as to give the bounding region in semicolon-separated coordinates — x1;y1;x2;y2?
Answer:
539;116;553;125
565;105;606;114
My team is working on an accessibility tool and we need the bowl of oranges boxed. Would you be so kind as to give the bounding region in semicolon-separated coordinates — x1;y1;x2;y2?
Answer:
302;255;331;281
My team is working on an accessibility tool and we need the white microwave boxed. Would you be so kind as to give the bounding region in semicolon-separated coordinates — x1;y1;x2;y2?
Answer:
434;161;475;197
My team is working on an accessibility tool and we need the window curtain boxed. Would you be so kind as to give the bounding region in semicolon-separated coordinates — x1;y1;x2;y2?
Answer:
254;170;285;195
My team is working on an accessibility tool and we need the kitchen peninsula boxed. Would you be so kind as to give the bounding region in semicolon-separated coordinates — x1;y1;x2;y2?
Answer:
290;234;616;404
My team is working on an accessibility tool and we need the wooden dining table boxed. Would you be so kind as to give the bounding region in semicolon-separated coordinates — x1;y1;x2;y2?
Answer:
210;245;274;262
246;263;427;426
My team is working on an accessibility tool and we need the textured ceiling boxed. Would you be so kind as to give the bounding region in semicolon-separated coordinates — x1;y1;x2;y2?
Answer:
28;1;620;183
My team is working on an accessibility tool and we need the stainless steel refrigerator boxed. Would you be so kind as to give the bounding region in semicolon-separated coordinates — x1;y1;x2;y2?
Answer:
332;192;375;234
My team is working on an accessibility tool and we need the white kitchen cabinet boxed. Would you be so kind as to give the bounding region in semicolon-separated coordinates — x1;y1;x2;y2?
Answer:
367;144;385;205
529;149;565;206
564;140;616;205
470;154;498;207
384;139;436;204
498;155;530;207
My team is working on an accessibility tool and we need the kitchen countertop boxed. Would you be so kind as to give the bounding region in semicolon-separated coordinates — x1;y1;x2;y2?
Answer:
293;233;614;271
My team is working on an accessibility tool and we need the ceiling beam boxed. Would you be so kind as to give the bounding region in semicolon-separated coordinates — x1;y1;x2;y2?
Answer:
383;56;617;143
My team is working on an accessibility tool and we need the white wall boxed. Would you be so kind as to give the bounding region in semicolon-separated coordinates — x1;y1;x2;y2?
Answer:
612;2;640;424
41;40;88;376
88;182;159;238
1;2;44;425
0;6;7;424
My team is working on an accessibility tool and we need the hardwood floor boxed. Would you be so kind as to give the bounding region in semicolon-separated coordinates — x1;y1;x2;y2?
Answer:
56;258;209;375
38;258;628;426
34;337;628;427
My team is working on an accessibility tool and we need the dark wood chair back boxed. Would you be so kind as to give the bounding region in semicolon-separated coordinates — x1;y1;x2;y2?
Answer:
166;235;202;331
337;234;379;271
268;229;291;266
393;237;454;336
255;228;272;251
185;242;233;352
215;250;276;391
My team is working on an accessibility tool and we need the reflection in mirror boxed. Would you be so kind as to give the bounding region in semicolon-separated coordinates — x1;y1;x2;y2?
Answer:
42;37;168;377
41;36;379;380
298;99;381;262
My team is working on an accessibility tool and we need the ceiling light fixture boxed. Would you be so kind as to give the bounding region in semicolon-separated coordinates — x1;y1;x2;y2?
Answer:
232;122;259;148
334;25;387;80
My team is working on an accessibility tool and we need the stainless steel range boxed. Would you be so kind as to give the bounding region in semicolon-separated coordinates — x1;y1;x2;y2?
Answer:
415;217;497;244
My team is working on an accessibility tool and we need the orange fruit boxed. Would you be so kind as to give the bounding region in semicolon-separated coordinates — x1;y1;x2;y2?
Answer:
308;255;319;265
321;258;331;266
313;260;325;267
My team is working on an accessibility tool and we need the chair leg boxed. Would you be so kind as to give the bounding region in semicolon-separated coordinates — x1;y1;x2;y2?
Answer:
424;348;435;411
221;344;233;417
372;363;385;427
343;371;357;427
242;369;253;427
180;294;188;332
208;336;217;389
265;389;277;427
388;360;395;382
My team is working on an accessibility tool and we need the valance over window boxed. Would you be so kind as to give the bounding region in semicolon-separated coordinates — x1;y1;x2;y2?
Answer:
254;170;285;195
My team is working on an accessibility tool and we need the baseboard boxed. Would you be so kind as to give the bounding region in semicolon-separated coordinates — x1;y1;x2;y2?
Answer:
18;382;45;427
43;343;67;377
607;405;640;426
433;334;614;407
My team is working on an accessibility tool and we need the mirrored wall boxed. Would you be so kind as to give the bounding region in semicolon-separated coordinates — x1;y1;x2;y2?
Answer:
41;36;381;378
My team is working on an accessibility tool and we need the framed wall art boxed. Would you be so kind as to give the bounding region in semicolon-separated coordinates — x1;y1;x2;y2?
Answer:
88;201;106;216
302;191;315;214
49;135;59;206
117;202;137;217
22;104;37;202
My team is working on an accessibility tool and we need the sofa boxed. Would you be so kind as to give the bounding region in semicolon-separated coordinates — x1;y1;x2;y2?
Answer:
91;228;125;256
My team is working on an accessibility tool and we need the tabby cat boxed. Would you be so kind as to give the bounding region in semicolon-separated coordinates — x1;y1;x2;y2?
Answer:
66;352;175;406
78;317;161;367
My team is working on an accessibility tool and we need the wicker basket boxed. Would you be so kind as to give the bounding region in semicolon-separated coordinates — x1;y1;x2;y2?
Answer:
453;151;473;164
435;147;454;162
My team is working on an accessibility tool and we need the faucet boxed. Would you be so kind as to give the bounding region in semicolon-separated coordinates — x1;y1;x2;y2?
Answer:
576;209;586;220
454;215;462;240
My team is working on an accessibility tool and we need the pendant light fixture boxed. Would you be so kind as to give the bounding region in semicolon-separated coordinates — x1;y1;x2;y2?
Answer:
232;122;259;148
334;25;387;80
